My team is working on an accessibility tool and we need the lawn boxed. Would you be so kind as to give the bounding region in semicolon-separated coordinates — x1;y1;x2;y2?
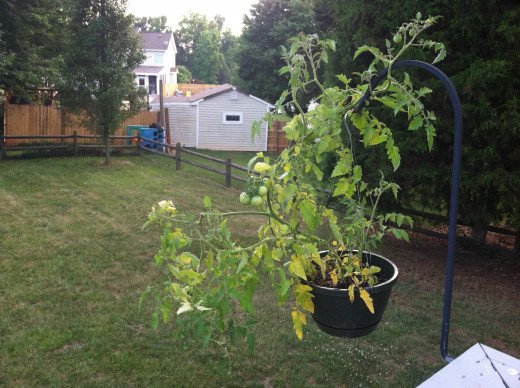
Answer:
1;153;519;387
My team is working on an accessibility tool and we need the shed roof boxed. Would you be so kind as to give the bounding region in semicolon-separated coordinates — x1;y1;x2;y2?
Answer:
151;84;273;107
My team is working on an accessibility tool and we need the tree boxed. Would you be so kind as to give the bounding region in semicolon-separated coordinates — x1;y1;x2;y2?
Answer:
191;28;223;84
176;65;192;84
235;0;317;103
315;0;520;237
218;29;239;84
59;0;147;165
134;16;170;32
174;13;232;84
0;0;66;101
174;12;209;68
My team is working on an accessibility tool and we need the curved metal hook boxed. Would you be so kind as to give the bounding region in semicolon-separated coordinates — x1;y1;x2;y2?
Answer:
353;60;463;362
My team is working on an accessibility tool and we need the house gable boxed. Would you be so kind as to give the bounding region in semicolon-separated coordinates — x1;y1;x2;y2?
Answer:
134;31;177;95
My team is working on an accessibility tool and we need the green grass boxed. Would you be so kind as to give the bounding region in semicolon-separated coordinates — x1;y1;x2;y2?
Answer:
1;153;519;387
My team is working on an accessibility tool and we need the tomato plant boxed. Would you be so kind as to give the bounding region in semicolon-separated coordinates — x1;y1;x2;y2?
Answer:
142;13;444;363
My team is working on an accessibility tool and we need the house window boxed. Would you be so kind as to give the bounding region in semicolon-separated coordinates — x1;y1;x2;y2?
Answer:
154;54;163;64
223;112;243;124
138;77;145;86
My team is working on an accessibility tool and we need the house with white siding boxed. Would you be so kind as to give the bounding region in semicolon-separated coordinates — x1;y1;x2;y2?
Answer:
134;30;177;96
150;84;274;151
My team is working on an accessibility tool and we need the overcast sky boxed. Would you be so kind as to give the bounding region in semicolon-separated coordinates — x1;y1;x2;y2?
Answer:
126;0;258;35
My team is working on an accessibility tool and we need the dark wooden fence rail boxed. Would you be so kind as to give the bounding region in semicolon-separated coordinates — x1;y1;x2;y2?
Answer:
1;133;517;255
170;142;258;187
0;130;141;158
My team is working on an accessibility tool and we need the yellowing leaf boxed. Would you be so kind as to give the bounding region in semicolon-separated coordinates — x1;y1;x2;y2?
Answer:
176;302;193;315
179;253;192;264
330;270;338;286
293;283;314;313
288;255;307;280
359;289;374;314
254;162;271;173
291;310;307;340
348;284;355;303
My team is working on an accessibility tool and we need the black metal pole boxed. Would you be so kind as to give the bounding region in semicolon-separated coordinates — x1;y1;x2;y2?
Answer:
354;60;463;362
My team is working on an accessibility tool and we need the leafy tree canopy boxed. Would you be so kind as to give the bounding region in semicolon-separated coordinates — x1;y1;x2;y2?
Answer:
235;0;317;103
174;13;236;84
313;0;520;232
176;65;192;84
0;0;66;101
134;16;171;32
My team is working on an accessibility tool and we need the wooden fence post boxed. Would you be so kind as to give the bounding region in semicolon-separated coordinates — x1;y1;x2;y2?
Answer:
73;130;77;156
176;143;181;170
0;127;5;160
514;230;520;258
275;121;279;153
225;158;231;187
137;133;141;156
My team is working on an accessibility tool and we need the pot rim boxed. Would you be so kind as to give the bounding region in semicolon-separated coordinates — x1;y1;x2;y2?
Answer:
310;250;399;292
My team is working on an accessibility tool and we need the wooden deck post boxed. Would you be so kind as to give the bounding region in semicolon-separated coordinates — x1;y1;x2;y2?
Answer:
164;107;171;154
176;143;181;170
137;133;141;156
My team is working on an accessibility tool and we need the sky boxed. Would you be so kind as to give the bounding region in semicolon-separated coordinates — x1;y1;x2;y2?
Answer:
126;0;258;35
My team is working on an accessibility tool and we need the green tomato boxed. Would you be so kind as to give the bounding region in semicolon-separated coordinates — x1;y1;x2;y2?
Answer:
409;28;416;37
239;192;251;204
250;195;264;207
257;185;268;196
262;177;272;190
393;34;402;44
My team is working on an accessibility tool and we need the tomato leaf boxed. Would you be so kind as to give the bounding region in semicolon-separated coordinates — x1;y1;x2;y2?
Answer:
293;283;314;313
359;289;374;314
291;310;307;340
298;201;322;232
288;255;307;280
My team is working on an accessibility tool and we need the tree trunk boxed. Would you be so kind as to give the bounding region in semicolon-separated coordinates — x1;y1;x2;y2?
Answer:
104;131;110;165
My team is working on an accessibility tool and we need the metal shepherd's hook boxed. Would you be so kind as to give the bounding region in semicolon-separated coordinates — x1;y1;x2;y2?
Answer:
353;60;463;362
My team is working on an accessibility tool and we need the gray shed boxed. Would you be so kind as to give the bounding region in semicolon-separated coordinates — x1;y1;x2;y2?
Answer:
150;84;274;151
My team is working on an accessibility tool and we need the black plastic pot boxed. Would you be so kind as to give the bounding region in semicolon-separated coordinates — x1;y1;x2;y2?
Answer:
309;251;398;338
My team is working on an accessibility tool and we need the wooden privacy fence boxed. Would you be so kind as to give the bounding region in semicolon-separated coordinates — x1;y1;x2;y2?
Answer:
267;120;289;153
3;103;158;145
161;83;219;97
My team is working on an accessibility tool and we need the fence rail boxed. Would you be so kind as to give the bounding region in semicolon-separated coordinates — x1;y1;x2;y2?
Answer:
0;131;142;158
